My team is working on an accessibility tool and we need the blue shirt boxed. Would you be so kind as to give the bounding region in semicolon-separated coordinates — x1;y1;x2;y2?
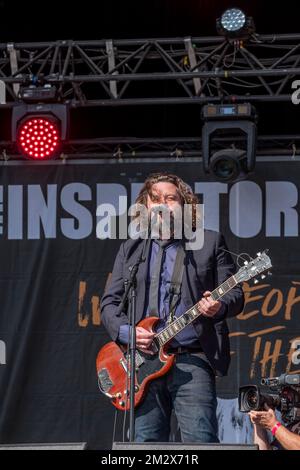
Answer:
118;239;209;347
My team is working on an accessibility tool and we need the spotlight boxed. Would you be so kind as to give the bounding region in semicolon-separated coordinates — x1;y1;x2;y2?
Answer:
209;148;247;182
12;103;68;160
216;8;255;39
17;116;60;160
202;103;257;181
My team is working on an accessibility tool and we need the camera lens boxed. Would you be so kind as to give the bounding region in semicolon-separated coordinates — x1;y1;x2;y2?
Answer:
238;385;262;412
244;389;259;409
246;389;258;406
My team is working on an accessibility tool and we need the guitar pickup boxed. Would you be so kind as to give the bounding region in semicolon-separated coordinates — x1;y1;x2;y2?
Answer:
151;339;159;353
120;350;145;374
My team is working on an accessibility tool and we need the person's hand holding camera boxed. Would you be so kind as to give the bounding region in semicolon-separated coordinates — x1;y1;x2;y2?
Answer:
249;406;300;450
249;406;277;431
248;406;275;450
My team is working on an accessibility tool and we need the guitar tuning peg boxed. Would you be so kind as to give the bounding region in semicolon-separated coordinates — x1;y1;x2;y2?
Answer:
267;271;272;276
244;261;249;266
261;274;266;280
253;278;259;284
257;252;262;257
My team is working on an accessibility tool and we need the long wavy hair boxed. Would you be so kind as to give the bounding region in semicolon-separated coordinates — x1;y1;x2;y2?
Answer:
135;172;200;231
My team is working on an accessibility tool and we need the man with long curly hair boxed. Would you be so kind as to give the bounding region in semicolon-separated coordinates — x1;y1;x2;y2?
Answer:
101;172;244;443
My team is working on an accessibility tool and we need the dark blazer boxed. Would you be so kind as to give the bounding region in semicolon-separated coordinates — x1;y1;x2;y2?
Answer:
101;230;244;376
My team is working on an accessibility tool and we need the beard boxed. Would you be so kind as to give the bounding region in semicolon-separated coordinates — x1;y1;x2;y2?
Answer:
149;205;183;240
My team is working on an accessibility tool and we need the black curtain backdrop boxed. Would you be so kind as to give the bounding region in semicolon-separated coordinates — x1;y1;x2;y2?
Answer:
0;160;299;448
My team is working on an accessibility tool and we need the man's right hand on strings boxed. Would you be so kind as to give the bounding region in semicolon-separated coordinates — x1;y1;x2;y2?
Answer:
136;326;155;355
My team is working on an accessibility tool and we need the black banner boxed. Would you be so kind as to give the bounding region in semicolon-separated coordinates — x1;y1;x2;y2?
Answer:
0;160;299;448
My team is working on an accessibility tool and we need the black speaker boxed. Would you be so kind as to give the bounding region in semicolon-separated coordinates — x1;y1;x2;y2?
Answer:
0;442;87;450
112;442;258;450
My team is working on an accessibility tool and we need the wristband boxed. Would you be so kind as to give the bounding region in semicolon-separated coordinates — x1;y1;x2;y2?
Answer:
271;422;281;436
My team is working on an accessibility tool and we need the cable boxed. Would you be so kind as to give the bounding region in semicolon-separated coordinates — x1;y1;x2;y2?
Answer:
221;248;255;268
111;409;118;449
122;342;130;442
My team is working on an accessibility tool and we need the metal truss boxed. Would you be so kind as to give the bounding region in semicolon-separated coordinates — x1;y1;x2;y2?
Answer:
0;34;300;106
1;34;300;159
1;135;300;160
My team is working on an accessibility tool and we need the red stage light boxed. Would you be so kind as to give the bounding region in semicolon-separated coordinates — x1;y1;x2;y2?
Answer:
17;117;61;160
12;103;68;159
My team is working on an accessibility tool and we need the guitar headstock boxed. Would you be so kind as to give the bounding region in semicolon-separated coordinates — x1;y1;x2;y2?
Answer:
235;251;272;284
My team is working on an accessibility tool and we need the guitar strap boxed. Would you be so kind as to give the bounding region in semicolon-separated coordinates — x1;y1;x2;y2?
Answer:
167;243;186;325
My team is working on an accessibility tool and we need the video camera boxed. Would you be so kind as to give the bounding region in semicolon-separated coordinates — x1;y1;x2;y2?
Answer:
239;373;300;424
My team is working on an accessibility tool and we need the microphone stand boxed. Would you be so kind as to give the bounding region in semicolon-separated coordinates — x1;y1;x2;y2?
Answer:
116;235;149;442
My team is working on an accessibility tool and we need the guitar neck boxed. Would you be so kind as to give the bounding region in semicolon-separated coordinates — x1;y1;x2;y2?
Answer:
155;274;238;347
210;275;238;301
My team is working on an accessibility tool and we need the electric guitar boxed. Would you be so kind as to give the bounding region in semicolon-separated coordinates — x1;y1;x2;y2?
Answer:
96;251;272;411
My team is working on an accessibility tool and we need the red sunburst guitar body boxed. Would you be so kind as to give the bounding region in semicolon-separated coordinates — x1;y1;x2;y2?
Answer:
96;316;174;411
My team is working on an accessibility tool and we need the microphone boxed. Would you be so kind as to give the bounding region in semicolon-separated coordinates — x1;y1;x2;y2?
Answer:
149;204;169;226
150;204;169;213
149;204;172;239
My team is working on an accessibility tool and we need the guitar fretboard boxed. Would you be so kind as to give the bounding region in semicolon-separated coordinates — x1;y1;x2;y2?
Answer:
155;274;237;347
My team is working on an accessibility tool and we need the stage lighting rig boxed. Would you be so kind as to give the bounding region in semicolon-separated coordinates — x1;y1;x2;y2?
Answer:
201;103;257;182
216;8;255;39
12;103;68;160
19;84;57;103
